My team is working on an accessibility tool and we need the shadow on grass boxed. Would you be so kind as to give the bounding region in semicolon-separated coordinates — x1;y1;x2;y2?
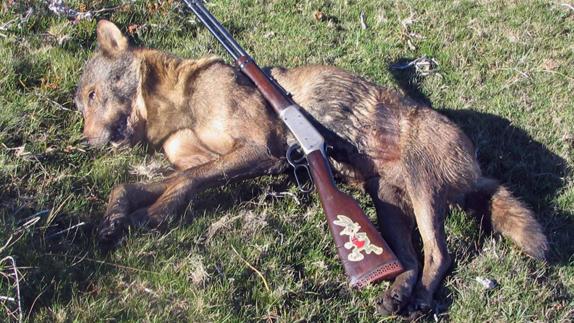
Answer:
390;57;573;313
5;174;298;319
0;210;114;320
185;173;302;224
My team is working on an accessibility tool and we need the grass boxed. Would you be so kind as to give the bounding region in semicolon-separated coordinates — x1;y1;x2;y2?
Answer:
0;0;572;321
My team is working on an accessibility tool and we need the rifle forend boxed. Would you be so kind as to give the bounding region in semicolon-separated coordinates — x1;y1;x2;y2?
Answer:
183;0;404;288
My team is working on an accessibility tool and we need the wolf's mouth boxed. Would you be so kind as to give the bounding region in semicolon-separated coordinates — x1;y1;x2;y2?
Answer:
110;114;129;147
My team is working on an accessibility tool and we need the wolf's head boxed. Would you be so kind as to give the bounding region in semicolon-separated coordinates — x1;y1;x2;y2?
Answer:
75;20;146;147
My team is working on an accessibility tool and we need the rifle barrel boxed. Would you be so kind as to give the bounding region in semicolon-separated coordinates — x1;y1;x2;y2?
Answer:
183;0;247;60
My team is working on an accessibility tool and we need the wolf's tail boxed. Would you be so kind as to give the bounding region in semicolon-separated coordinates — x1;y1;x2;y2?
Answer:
464;177;548;260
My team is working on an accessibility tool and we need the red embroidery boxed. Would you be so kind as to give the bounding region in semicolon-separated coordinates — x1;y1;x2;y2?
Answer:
333;215;383;262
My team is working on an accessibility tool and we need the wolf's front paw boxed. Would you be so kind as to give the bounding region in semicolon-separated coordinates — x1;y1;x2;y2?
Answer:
411;299;431;312
404;298;432;319
376;288;409;316
98;212;129;247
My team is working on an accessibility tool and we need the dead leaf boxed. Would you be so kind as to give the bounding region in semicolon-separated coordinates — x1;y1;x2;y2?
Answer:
407;39;416;50
14;146;28;157
128;24;140;35
63;145;86;153
314;10;326;22
401;13;416;28
541;58;559;71
40;77;59;90
376;9;387;24
562;131;573;148
204;214;242;243
475;276;497;289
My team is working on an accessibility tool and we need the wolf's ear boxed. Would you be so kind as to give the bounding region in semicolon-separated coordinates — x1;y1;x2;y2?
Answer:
96;20;128;57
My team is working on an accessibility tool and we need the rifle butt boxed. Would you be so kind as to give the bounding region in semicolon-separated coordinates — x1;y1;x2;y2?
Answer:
306;151;404;288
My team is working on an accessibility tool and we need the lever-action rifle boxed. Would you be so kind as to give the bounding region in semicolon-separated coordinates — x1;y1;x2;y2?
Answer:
183;0;404;288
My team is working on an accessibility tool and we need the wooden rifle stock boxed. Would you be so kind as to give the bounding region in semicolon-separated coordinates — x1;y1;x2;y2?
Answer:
184;0;404;288
306;152;403;287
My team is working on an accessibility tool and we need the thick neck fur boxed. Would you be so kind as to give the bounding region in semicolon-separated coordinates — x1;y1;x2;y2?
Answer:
133;49;223;147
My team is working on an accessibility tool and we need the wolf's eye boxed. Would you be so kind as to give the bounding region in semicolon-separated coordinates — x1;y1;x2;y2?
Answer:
88;90;96;103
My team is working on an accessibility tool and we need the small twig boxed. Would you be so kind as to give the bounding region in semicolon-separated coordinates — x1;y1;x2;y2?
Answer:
70;252;89;267
26;289;46;323
533;68;574;82
45;222;86;240
45;253;161;275
0;236;14;255
266;191;300;205
0;18;18;31
204;214;242;243
30;154;50;179
36;92;77;113
1;256;22;323
0;295;15;302
496;66;574;84
0;214;45;254
47;1;125;22
17;209;49;227
20;216;42;230
22;7;34;24
391;56;439;76
560;3;574;11
46;195;73;227
230;245;270;292
31;209;51;218
142;287;160;298
91;6;124;15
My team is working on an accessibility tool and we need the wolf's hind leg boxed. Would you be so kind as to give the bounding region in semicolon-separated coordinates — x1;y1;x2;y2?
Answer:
366;179;419;315
406;185;451;311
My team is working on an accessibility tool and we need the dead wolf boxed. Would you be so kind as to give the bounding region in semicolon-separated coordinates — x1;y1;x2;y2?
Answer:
75;20;548;315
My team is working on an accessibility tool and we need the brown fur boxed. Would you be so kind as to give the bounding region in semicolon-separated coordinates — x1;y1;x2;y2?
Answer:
75;20;549;316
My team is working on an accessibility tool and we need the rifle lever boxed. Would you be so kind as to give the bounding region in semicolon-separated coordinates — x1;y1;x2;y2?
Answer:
286;144;314;193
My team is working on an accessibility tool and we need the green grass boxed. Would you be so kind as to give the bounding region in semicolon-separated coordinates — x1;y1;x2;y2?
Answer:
1;0;572;321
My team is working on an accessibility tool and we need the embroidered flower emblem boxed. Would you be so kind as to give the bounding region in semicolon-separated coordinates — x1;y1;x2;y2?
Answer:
333;215;383;262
